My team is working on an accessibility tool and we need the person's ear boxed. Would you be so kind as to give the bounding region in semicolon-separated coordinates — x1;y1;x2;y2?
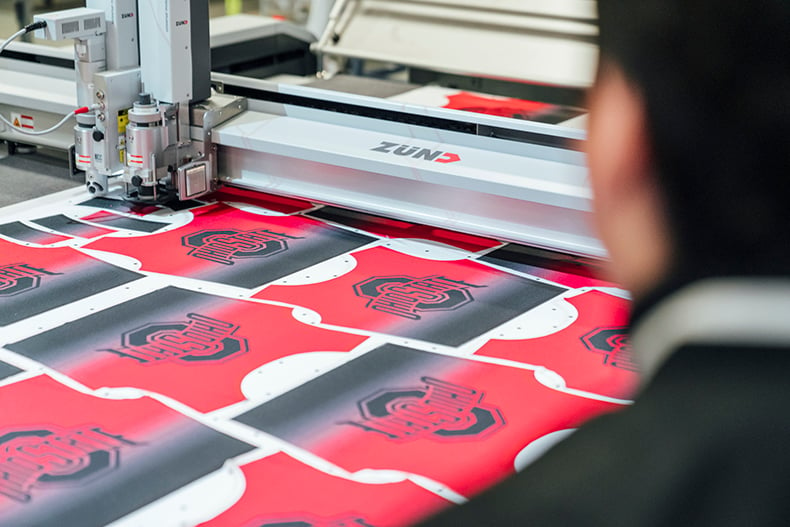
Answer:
585;61;671;296
585;61;654;203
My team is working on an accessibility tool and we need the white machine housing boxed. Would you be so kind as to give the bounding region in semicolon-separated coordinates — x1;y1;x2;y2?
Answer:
138;0;211;104
34;7;106;41
86;0;139;70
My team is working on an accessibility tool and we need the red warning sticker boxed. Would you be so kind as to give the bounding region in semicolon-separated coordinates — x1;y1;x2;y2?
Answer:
10;113;34;130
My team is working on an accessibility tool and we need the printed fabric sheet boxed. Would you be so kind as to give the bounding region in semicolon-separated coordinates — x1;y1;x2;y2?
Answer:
0;185;636;526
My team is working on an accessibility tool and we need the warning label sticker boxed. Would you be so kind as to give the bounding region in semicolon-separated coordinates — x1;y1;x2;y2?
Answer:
10;113;34;131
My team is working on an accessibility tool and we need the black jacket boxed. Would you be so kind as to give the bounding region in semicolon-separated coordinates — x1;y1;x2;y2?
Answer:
418;278;790;526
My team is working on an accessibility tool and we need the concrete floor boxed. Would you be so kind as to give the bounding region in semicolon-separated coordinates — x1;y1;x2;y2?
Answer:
0;143;81;208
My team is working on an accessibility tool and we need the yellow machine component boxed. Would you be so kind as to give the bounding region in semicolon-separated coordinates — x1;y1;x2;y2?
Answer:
225;0;242;15
117;109;129;164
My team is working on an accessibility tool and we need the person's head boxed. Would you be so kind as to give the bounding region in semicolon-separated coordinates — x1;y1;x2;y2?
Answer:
587;1;790;298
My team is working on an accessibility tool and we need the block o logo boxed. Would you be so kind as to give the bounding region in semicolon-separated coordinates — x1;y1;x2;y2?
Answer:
0;426;132;502
347;377;505;441
353;275;484;320
102;313;249;364
0;263;60;297
182;228;300;265
582;327;637;372
0;275;37;296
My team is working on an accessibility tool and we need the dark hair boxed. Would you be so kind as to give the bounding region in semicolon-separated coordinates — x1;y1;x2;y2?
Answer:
597;1;790;278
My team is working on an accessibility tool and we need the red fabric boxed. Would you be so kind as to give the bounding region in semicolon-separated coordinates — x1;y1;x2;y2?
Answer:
0;238;87;278
443;92;554;118
7;287;367;412
319;368;619;497
0;238;141;326
85;203;374;288
0;223;71;245
311;208;499;252
510;266;615;289
237;345;623;498
32;215;115;239
82;210;126;222
205;187;313;213
256;246;564;347
0;375;251;525
475;291;638;400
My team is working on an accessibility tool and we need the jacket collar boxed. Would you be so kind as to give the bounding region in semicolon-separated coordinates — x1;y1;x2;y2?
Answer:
631;277;790;386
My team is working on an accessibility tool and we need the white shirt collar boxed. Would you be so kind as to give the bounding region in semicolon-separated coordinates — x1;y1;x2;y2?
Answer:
632;278;790;385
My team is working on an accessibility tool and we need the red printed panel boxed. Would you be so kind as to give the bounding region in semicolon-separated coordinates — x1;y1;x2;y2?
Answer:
79;197;161;216
257;247;564;347
0;238;142;326
236;345;622;497
31;214;115;239
85;203;375;288
199;452;451;527
475;291;638;400
309;207;500;253
508;266;613;289
480;244;615;289
0;222;71;245
80;210;168;233
6;287;367;412
205;186;314;214
0;376;252;527
443;92;554;119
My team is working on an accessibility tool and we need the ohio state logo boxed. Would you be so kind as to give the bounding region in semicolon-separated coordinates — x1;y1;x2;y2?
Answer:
0;263;61;296
582;327;637;372
182;228;302;265
102;313;248;364
0;426;133;502
345;377;505;442
251;515;374;527
353;275;484;320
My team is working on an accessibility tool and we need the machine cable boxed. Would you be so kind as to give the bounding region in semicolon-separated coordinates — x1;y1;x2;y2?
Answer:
0;21;47;55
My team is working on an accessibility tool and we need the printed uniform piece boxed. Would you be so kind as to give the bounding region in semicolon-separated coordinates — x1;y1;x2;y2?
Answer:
481;244;614;289
79;197;161;216
86;203;375;289
198;452;451;527
7;287;367;412
236;344;622;497
442;92;584;124
309;207;500;253
31;214;116;239
475;291;639;400
79;210;168;233
205;186;314;214
443;92;554;119
0;375;253;527
162;199;206;211
256;247;564;347
0;239;142;326
0;361;22;382
0;222;71;245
